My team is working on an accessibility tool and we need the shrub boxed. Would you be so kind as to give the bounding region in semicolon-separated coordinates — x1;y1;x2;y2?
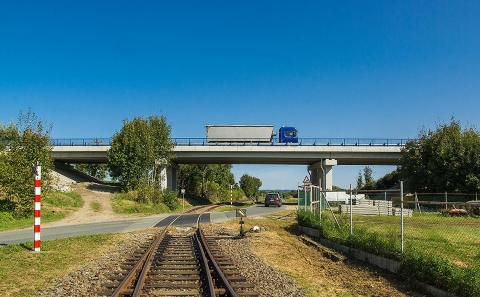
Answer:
401;249;480;297
162;188;179;210
0;211;14;224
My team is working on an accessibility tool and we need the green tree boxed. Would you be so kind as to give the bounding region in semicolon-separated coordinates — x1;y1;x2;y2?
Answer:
0;109;53;217
356;171;363;189
73;163;108;180
362;166;376;190
107;115;174;191
178;164;235;201
375;169;399;190
239;174;262;198
400;117;480;193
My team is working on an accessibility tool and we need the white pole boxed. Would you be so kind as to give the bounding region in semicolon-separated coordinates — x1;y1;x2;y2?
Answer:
350;184;353;235
319;187;322;220
445;191;448;209
400;181;404;254
297;183;300;209
181;188;185;211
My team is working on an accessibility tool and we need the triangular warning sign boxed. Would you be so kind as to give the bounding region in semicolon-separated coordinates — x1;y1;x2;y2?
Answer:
303;176;311;184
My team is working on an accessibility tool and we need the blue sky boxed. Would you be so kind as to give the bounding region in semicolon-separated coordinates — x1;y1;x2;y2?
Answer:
1;1;479;189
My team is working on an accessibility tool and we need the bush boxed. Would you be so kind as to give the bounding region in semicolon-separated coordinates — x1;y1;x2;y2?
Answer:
162;188;179;210
297;209;322;229
401;249;480;297
0;211;14;224
137;185;162;204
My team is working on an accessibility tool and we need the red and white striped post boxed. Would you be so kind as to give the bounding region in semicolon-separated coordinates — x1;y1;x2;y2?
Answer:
230;184;233;206
34;163;41;252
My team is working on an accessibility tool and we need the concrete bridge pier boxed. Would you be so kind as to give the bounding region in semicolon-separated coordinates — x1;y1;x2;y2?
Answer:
308;159;337;190
160;163;179;191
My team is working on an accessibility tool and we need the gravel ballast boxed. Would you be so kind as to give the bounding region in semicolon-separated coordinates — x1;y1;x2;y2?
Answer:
37;225;305;297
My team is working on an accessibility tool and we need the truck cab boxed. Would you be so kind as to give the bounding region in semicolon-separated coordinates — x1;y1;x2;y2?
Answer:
278;126;298;143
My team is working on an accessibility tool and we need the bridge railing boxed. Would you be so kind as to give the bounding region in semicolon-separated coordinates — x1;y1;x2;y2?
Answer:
49;138;409;146
50;138;112;146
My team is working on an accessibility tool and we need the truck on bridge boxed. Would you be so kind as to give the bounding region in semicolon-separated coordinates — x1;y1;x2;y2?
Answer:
206;125;298;143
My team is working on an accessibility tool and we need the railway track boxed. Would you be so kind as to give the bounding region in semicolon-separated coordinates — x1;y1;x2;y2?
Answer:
97;205;258;297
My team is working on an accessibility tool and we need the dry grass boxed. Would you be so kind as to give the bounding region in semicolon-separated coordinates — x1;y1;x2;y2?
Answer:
221;210;427;297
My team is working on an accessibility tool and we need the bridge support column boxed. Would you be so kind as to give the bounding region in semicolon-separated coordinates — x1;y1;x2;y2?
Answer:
167;163;179;190
160;163;179;191
308;159;337;190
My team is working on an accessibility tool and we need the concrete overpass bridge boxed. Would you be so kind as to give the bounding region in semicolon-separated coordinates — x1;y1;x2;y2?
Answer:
51;137;407;190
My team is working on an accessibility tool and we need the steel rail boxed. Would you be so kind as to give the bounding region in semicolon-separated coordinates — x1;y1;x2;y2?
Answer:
196;213;216;297
198;220;238;297
109;215;180;297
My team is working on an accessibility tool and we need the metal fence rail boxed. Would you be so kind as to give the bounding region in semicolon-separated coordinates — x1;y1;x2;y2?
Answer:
49;137;409;146
303;188;480;268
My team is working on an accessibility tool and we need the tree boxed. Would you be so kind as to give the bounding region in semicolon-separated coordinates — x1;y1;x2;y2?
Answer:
362;166;376;190
375;169;400;190
239;174;262;198
356;171;363;189
399;117;480;193
107;115;174;191
73;163;108;180
178;164;235;201
0;109;53;217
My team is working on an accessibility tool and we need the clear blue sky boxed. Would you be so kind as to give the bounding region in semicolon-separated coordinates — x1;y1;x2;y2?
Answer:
1;1;479;190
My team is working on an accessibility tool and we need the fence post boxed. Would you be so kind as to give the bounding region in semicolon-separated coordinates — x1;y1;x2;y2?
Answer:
445;191;448;209
414;192;419;212
400;181;404;254
349;184;353;236
318;187;322;220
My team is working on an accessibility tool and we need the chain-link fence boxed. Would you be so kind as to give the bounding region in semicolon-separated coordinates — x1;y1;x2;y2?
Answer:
297;185;480;296
300;186;480;267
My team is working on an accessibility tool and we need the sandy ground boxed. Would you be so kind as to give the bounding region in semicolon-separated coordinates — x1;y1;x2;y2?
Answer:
45;172;134;227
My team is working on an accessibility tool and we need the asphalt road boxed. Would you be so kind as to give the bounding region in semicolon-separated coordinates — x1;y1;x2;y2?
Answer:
0;204;292;247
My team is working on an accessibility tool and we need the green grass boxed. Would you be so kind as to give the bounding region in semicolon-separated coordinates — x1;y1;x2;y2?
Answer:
297;209;480;297
111;195;173;214
0;233;119;297
91;201;101;212
0;191;83;232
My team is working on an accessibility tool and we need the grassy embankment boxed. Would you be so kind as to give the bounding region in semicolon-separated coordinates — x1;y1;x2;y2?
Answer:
0;191;83;232
298;209;480;297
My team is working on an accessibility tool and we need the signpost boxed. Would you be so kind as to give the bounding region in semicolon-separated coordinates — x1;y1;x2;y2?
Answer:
302;175;311;209
181;188;185;210
303;175;311;191
236;208;247;237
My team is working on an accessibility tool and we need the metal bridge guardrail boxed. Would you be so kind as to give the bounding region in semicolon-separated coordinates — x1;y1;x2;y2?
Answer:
48;138;409;147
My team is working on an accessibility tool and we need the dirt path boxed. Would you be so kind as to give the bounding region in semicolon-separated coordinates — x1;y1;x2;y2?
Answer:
45;182;134;227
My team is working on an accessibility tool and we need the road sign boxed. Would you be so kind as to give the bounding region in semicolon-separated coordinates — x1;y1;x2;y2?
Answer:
304;185;311;192
236;208;247;217
303;175;311;185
